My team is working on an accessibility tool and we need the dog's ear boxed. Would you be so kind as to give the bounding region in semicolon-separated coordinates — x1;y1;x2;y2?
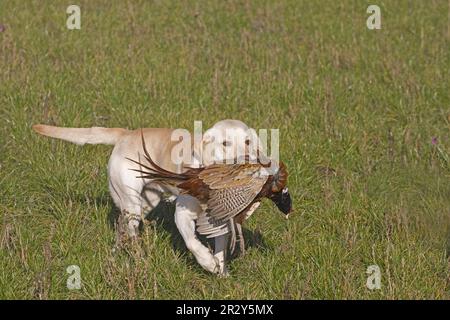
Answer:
246;128;259;145
202;129;213;145
243;128;258;159
201;127;224;166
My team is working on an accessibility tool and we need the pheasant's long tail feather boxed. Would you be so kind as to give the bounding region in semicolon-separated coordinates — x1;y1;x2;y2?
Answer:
139;130;191;178
126;130;192;182
126;157;184;181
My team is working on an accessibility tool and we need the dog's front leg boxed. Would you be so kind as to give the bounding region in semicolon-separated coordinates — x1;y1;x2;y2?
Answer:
175;195;220;274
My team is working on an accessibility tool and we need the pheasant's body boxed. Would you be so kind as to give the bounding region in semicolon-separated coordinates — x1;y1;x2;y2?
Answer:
128;133;292;252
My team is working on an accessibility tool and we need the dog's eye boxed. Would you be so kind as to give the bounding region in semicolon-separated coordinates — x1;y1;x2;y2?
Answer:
245;139;250;146
223;141;231;147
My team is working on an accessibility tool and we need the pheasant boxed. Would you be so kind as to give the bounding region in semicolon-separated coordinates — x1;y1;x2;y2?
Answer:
127;134;292;253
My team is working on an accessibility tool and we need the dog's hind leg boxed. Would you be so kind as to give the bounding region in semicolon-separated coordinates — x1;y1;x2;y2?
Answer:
108;175;145;245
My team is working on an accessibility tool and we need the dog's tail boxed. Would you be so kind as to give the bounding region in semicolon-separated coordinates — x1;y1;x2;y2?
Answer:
32;124;128;146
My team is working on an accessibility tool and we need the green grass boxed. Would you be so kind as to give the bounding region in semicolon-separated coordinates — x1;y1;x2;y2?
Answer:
0;0;449;299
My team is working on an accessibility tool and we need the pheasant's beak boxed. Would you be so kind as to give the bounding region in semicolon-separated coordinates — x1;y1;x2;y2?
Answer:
271;187;292;216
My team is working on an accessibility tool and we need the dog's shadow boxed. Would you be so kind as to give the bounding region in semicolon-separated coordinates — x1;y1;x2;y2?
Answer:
445;230;450;259
106;199;268;264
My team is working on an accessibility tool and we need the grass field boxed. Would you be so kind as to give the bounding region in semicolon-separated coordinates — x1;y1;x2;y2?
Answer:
0;0;449;299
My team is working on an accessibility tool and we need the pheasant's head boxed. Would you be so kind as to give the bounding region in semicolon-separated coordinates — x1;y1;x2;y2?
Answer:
270;187;292;215
269;161;292;215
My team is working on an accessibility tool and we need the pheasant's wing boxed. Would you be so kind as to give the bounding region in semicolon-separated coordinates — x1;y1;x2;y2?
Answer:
196;164;268;238
197;164;262;189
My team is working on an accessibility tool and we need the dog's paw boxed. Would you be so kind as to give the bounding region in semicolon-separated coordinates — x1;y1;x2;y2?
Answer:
196;253;221;274
218;267;230;278
209;256;222;274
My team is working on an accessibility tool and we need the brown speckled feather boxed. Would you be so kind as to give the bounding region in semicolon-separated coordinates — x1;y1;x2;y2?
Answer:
159;164;267;238
193;165;268;237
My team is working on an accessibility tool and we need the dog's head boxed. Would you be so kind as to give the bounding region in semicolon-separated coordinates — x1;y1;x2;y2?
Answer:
201;120;262;166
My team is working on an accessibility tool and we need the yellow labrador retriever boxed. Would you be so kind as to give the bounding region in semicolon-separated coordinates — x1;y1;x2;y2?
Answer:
33;120;260;275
